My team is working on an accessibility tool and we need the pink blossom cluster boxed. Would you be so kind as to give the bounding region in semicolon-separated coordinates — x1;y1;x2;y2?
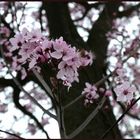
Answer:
54;38;93;87
9;28;46;79
82;82;99;105
114;63;136;103
9;28;94;87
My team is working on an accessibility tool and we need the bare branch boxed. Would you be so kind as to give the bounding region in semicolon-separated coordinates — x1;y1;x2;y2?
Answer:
13;88;50;138
73;2;104;22
0;129;25;139
101;96;140;139
32;69;54;99
118;102;140;121
67;96;106;138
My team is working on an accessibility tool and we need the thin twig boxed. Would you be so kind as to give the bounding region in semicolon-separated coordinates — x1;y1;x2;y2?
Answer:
32;69;54;99
17;3;27;31
101;96;140;139
63;94;83;110
118;102;140;121
0;129;25;139
66;96;106;138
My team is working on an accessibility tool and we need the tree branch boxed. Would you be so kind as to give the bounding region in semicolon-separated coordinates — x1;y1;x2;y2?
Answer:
101;96;140;139
118;102;140;121
0;129;25;139
13;88;50;138
73;2;104;22
32;69;54;100
43;2;86;48
66;96;106;138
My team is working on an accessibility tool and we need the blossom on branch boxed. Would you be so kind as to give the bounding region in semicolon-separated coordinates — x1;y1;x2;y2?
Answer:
9;28;94;88
82;82;99;105
114;81;136;103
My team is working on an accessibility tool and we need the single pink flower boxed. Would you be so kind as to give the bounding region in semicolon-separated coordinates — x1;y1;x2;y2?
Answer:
9;34;24;52
80;51;94;66
27;123;36;135
114;81;136;102
23;28;43;42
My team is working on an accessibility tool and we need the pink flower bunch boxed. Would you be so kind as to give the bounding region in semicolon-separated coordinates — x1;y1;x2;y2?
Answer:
9;28;94;87
114;62;136;103
52;37;94;87
82;82;99;105
9;28;46;79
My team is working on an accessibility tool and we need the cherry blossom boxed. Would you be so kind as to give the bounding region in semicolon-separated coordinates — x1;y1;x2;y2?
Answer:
9;34;24;52
80;50;94;66
116;67;126;77
9;28;47;78
57;62;79;87
114;81;136;103
50;37;68;59
105;90;112;97
82;82;99;105
27;123;36;135
9;28;94;88
41;117;49;126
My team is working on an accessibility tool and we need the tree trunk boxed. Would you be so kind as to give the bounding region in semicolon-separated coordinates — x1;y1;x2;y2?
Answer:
44;2;122;139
